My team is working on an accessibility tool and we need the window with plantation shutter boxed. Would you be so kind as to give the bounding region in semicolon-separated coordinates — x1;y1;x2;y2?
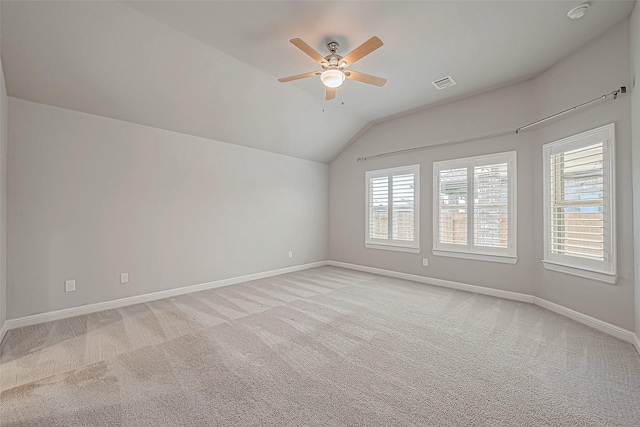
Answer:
543;124;616;283
437;167;467;246
368;175;389;240
474;163;510;249
365;165;420;252
433;152;517;263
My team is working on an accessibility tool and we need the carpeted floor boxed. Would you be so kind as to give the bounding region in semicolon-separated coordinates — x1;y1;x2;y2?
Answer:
1;266;639;426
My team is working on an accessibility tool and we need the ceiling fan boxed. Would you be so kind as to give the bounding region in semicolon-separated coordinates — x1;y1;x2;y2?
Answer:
278;36;387;100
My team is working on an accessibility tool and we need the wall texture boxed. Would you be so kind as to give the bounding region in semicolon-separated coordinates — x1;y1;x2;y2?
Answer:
630;2;640;338
329;19;634;330
7;98;328;319
330;80;537;296
531;19;633;330
0;12;7;334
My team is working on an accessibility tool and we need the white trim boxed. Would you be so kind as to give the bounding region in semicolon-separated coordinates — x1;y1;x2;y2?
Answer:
541;260;617;284
3;259;637;355
432;249;518;264
0;321;8;345
433;151;517;259
542;123;616;278
327;260;533;303
3;261;327;332
532;296;633;343
327;260;637;347
365;164;420;252
365;243;420;253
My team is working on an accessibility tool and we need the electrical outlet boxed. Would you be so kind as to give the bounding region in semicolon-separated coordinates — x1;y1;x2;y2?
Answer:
65;280;76;292
422;258;429;267
120;273;129;284
288;251;293;258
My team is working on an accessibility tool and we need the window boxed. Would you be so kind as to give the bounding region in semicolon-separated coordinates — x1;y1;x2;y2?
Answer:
365;165;420;252
543;124;616;283
433;151;517;263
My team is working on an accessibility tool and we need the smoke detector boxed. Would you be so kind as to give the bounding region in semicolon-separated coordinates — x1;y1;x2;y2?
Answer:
567;3;589;20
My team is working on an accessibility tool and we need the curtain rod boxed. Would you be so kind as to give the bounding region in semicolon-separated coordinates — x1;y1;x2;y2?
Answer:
356;86;627;162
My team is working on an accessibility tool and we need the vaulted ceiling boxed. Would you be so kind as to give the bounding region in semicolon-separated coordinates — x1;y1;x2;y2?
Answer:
1;1;635;162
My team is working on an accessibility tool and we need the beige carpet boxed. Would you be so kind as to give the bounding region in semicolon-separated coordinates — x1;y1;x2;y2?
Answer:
1;266;639;426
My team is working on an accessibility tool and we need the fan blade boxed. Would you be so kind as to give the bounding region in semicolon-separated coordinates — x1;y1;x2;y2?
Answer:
345;70;387;87
290;38;326;64
326;87;336;100
278;71;320;83
341;36;383;67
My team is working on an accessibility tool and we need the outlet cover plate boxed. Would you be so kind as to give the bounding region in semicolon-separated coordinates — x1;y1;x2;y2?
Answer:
65;280;76;292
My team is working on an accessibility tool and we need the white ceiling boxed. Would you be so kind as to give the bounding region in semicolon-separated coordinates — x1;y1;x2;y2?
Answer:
1;1;635;162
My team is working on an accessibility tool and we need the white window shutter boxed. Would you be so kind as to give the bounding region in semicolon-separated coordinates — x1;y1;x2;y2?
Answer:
438;168;468;246
368;175;389;240
549;143;604;260
542;123;616;283
433;151;516;263
392;173;416;241
473;163;509;249
365;165;420;252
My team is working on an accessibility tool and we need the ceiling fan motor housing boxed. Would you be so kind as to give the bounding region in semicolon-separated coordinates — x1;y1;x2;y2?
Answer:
327;41;339;54
322;42;346;69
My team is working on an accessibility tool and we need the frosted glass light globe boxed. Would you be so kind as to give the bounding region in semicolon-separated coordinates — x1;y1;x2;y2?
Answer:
321;69;345;88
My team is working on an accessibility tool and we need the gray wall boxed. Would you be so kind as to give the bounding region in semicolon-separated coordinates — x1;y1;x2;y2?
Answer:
330;80;537;296
7;98;328;319
0;7;7;332
329;19;634;330
631;2;640;338
531;20;633;330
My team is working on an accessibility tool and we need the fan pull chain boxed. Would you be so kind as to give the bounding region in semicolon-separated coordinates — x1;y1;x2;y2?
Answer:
341;84;345;106
322;85;326;112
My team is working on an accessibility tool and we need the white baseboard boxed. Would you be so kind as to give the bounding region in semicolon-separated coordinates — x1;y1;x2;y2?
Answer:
328;260;637;347
3;259;638;354
4;261;328;332
0;320;7;345
532;297;636;344
327;260;533;303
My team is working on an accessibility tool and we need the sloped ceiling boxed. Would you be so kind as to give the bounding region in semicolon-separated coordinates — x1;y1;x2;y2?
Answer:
1;1;635;162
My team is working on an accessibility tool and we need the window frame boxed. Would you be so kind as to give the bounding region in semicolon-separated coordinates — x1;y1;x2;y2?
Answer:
365;164;420;253
542;123;616;284
432;151;517;264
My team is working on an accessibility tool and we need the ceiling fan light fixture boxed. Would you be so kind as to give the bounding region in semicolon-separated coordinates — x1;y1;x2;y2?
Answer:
279;36;385;94
567;3;589;19
321;69;345;88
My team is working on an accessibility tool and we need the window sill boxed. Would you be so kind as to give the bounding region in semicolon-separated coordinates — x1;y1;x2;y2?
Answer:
541;260;617;284
432;249;518;264
365;243;420;253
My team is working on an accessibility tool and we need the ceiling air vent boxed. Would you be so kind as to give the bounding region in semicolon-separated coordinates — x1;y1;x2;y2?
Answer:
431;76;456;90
